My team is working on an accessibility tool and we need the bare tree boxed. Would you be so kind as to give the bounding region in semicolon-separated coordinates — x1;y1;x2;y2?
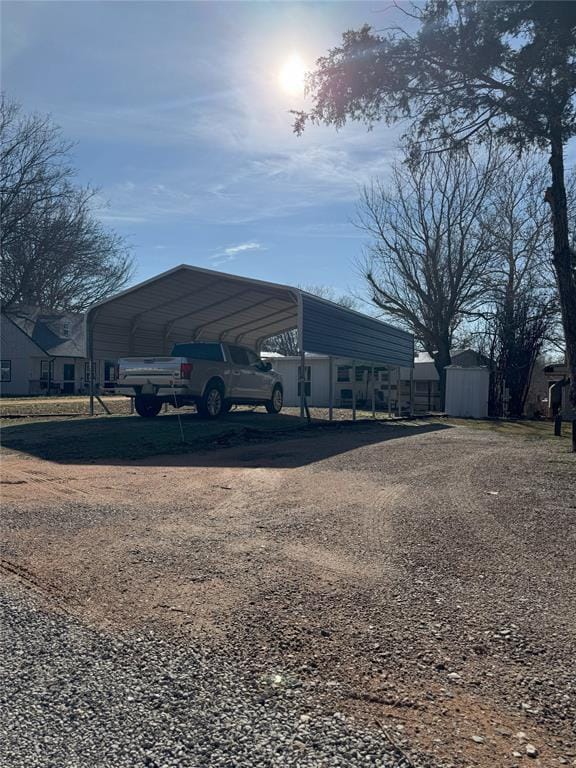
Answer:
293;2;576;414
480;158;558;417
263;285;357;356
0;96;133;311
0;96;73;251
358;149;498;407
2;187;133;311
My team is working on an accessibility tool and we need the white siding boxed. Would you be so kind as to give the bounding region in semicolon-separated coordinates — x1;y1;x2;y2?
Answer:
311;358;330;406
44;358;113;395
270;357;326;408
0;316;48;396
268;355;443;413
270;357;332;407
271;354;490;416
0;316;115;396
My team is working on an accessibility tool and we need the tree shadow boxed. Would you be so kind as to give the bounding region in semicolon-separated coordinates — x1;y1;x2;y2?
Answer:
1;410;453;467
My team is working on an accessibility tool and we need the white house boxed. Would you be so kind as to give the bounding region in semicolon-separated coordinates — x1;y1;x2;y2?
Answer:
0;313;51;396
544;361;574;418
263;349;489;415
1;307;116;396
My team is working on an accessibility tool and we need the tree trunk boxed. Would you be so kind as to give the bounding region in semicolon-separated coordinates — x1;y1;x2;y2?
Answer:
545;125;576;416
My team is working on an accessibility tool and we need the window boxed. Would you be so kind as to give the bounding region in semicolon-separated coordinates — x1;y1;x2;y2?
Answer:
61;321;70;338
297;365;311;397
355;367;365;382
246;350;260;366
1;360;11;382
40;360;54;381
228;346;250;365
337;366;350;382
104;360;117;382
84;362;96;382
170;342;224;361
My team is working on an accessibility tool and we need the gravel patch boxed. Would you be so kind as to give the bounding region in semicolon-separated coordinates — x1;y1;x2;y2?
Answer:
0;584;419;768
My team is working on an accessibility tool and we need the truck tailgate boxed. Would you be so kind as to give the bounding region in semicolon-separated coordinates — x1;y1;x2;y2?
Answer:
118;357;181;378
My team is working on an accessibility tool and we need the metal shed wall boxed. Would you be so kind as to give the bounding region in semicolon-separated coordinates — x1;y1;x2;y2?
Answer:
301;293;413;368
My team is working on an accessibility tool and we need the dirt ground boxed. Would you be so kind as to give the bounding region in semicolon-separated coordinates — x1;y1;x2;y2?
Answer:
1;420;575;767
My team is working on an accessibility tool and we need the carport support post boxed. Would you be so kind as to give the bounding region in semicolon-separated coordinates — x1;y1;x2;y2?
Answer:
328;356;334;421
371;366;375;419
299;348;306;419
396;367;401;417
387;366;392;419
409;366;414;417
352;361;357;421
298;296;305;419
87;311;96;416
89;358;95;416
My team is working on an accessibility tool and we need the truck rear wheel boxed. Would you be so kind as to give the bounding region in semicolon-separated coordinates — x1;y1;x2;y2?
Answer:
197;382;224;419
134;395;162;418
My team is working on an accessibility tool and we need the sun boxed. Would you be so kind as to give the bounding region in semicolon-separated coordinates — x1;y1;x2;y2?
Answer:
278;52;306;96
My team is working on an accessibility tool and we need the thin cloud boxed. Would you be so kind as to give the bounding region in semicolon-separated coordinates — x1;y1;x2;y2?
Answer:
209;241;265;266
223;241;263;256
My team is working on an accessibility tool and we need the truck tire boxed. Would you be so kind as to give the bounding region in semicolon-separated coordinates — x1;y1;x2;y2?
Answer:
197;381;224;419
134;395;162;418
266;385;283;414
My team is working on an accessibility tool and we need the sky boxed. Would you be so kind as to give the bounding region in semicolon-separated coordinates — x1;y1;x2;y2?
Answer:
1;0;410;303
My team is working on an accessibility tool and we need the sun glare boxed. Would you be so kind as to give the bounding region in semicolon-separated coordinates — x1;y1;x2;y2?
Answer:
278;52;306;96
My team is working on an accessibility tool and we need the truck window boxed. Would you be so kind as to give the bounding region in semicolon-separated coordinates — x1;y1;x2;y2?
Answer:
170;343;224;361
229;346;250;365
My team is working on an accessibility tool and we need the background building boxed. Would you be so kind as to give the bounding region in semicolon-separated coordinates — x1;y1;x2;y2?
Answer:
1;307;116;396
263;349;489;415
0;313;51;396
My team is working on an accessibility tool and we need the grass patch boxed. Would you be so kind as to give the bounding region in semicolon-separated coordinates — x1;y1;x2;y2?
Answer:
442;417;572;440
0;395;131;418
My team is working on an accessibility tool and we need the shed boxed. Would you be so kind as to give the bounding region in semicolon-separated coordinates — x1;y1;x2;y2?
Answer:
444;366;490;419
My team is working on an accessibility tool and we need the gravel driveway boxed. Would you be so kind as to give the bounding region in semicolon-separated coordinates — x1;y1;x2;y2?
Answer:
0;583;414;768
1;420;575;767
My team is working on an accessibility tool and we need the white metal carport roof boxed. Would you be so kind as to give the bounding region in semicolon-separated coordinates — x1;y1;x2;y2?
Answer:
86;264;414;367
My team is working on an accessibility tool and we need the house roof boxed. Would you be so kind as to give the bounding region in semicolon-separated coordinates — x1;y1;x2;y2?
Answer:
6;306;86;358
415;348;490;365
1;312;50;357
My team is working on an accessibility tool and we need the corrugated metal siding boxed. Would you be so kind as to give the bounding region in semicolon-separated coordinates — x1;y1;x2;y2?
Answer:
87;266;414;367
301;294;413;367
88;267;298;358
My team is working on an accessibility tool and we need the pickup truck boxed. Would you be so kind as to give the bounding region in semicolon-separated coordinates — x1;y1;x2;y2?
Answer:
112;341;283;418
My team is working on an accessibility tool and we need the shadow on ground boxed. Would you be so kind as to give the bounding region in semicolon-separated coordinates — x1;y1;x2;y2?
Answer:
0;410;452;466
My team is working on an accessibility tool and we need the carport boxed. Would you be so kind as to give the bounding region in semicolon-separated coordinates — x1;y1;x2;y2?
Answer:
86;264;414;418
